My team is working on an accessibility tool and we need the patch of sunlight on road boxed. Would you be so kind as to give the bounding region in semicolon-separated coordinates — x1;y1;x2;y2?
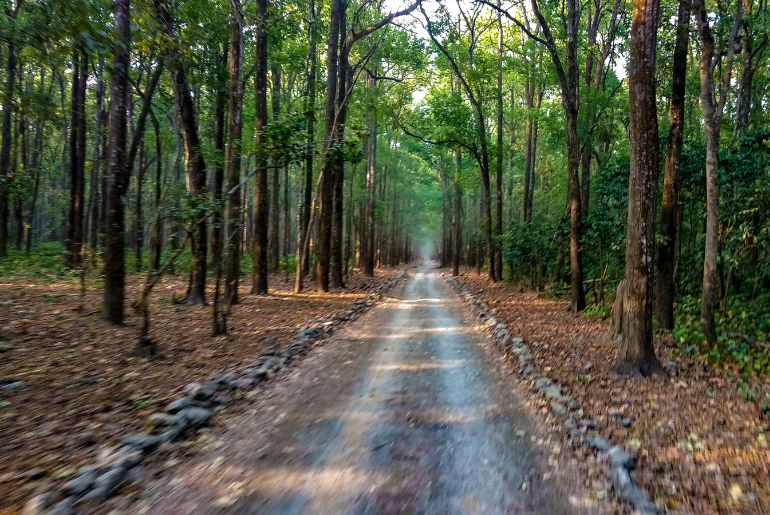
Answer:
371;361;465;372
192;463;388;505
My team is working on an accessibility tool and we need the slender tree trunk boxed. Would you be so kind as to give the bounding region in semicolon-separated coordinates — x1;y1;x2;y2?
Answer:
134;140;145;270
149;111;163;272
212;45;227;276
252;0;269;295
298;0;318;282
614;0;664;376
66;48;87;268
0;2;20;258
694;0;740;346
103;0;131;325
88;54;105;249
495;1;504;280
315;0;342;292
523;80;534;223
225;0;243;305
452;148;462;276
269;66;281;272
655;0;689;330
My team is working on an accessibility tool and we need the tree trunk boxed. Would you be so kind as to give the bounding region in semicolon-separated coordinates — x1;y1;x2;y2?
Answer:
212;45;227;276
614;0;664;377
269;66;281;272
0;2;20;258
494;1;504;279
155;0;209;304
694;0;740;346
252;0;269;295
225;0;243;305
102;0;131;325
66;48;87;269
315;0;342;292
655;0;689;330
88;54;105;249
452;148;462;276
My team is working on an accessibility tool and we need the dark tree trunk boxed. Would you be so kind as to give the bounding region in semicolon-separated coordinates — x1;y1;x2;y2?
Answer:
655;0;689;330
155;0;208;305
0;2;20;258
88;54;105;249
224;0;243;305
315;0;342;292
495;2;504;279
614;0;664;377
134;140;145;270
102;0;131;324
251;0;269;295
452;148;462;276
330;23;350;289
212;45;227;276
66;48;88;269
269;65;280;272
149;111;163;273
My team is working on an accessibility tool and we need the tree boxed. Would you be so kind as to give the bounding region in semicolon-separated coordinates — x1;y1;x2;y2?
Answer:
693;0;741;346
655;0;690;330
102;0;131;324
252;0;269;295
613;0;664;377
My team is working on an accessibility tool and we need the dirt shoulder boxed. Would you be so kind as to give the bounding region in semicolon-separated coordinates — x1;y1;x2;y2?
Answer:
454;272;770;514
0;268;401;512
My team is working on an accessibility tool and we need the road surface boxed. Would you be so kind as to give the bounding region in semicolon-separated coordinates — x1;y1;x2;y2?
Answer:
139;268;592;514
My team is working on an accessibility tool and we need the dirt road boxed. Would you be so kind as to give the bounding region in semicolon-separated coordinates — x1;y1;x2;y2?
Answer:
139;268;592;514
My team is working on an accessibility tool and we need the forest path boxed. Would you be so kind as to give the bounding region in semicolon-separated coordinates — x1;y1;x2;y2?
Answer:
140;266;591;514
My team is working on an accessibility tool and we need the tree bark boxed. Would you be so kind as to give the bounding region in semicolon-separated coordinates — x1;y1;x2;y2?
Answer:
694;0;740;346
655;0;689;330
269;66;281;272
614;0;664;377
0;1;20;258
102;0;131;324
252;0;269;295
225;0;244;305
65;48;88;269
315;0;342;292
155;0;209;305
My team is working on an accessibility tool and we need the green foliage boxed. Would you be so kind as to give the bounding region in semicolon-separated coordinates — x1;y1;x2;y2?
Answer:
673;294;770;378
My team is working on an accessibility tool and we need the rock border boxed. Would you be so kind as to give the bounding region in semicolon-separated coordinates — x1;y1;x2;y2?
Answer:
23;271;407;515
445;275;659;514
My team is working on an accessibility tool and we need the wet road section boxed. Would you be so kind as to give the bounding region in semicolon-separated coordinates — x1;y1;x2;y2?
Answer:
141;269;590;514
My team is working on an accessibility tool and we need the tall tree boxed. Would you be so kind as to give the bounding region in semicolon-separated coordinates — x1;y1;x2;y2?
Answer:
65;48;87;269
225;0;244;306
252;0;269;295
155;0;209;305
0;0;21;258
693;0;741;346
614;0;664;377
655;0;690;330
102;0;131;324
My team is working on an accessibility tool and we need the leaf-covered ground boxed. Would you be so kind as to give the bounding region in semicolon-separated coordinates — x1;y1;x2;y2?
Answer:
0;269;400;512
455;273;770;514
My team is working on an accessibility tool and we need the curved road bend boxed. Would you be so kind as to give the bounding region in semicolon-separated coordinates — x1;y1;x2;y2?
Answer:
139;267;594;514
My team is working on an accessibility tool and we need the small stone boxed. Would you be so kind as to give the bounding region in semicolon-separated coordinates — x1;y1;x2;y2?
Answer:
510;337;524;346
159;425;185;444
212;393;232;406
567;398;579;411
148;412;183;428
121;434;161;453
75;430;96;447
115;449;144;469
47;497;75;515
166;397;190;414
21;468;46;481
82;467;125;501
542;385;563;400
579;419;597;430
551;403;568;417
21;492;55;514
608;446;636;469
62;468;98;496
179;406;213;428
582;361;594;373
665;361;678;376
622;418;633;428
0;343;12;353
587;435;611;452
534;377;553;390
0;380;26;392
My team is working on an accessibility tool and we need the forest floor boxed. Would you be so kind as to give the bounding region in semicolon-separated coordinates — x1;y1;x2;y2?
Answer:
455;272;770;514
0;267;402;512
